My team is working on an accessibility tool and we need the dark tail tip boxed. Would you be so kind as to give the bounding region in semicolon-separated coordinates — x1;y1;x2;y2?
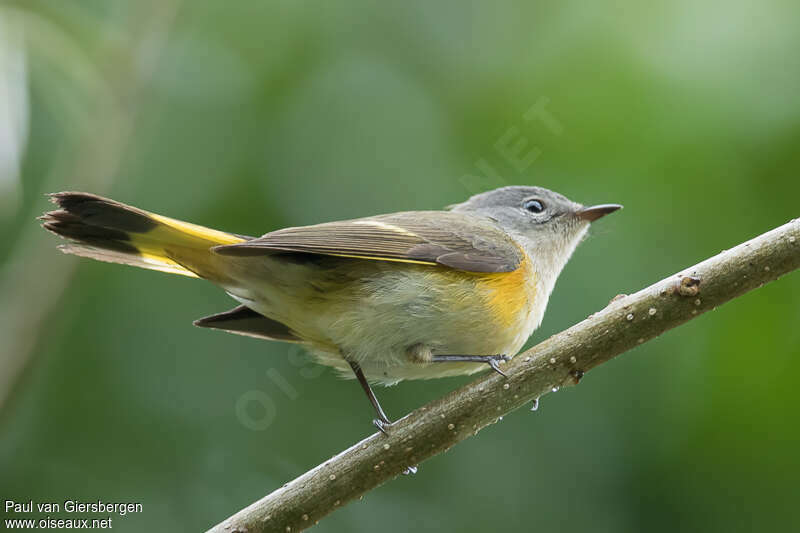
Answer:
40;207;139;254
41;191;159;256
42;191;158;235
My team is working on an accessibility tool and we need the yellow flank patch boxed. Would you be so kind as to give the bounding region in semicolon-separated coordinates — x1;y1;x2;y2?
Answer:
150;213;245;245
476;252;536;328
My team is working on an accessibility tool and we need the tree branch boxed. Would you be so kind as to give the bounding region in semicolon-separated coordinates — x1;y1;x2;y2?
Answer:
207;219;800;533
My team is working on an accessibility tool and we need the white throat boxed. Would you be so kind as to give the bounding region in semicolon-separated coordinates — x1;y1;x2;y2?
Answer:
516;224;589;315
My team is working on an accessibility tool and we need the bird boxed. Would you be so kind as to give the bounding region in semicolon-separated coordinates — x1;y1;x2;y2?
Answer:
40;186;621;432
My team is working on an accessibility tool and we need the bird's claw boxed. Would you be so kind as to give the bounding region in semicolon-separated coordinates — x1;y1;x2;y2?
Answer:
373;418;392;435
487;355;509;377
403;465;419;475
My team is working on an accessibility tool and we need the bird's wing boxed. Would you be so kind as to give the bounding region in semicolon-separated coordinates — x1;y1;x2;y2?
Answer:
213;211;523;273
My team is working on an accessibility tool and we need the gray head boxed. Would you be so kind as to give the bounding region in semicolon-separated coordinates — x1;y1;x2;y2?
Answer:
451;185;621;295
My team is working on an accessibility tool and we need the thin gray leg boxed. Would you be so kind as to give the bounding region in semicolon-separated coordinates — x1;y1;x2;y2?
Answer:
348;360;392;434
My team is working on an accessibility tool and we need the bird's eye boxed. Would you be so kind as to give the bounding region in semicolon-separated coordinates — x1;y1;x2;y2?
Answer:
523;199;545;213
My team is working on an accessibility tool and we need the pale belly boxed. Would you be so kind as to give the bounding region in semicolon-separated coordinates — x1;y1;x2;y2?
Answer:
226;255;543;384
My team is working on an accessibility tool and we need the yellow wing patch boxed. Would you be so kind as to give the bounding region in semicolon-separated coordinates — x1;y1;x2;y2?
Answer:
351;219;419;237
324;253;436;266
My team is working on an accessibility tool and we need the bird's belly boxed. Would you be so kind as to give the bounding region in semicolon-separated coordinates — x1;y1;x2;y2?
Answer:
312;259;540;383
229;256;541;384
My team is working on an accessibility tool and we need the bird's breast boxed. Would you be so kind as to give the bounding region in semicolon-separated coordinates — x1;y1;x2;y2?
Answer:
472;253;541;354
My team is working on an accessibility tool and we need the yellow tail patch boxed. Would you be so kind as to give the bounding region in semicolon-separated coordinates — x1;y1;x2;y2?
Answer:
42;192;247;279
149;213;245;246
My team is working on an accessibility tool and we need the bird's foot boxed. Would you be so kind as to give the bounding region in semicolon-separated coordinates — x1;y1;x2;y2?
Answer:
487;354;510;377
373;417;392;436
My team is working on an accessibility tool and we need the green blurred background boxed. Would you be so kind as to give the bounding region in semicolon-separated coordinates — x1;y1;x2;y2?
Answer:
1;1;799;531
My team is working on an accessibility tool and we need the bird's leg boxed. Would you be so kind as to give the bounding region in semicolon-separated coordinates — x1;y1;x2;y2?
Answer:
430;354;510;377
348;360;392;435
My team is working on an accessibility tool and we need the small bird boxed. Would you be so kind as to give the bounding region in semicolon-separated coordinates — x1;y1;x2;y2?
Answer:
41;186;620;432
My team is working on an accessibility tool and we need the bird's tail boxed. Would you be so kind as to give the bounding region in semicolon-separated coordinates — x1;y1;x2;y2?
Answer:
41;192;247;280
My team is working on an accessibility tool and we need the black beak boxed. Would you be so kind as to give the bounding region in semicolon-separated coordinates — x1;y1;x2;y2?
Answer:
576;204;623;222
